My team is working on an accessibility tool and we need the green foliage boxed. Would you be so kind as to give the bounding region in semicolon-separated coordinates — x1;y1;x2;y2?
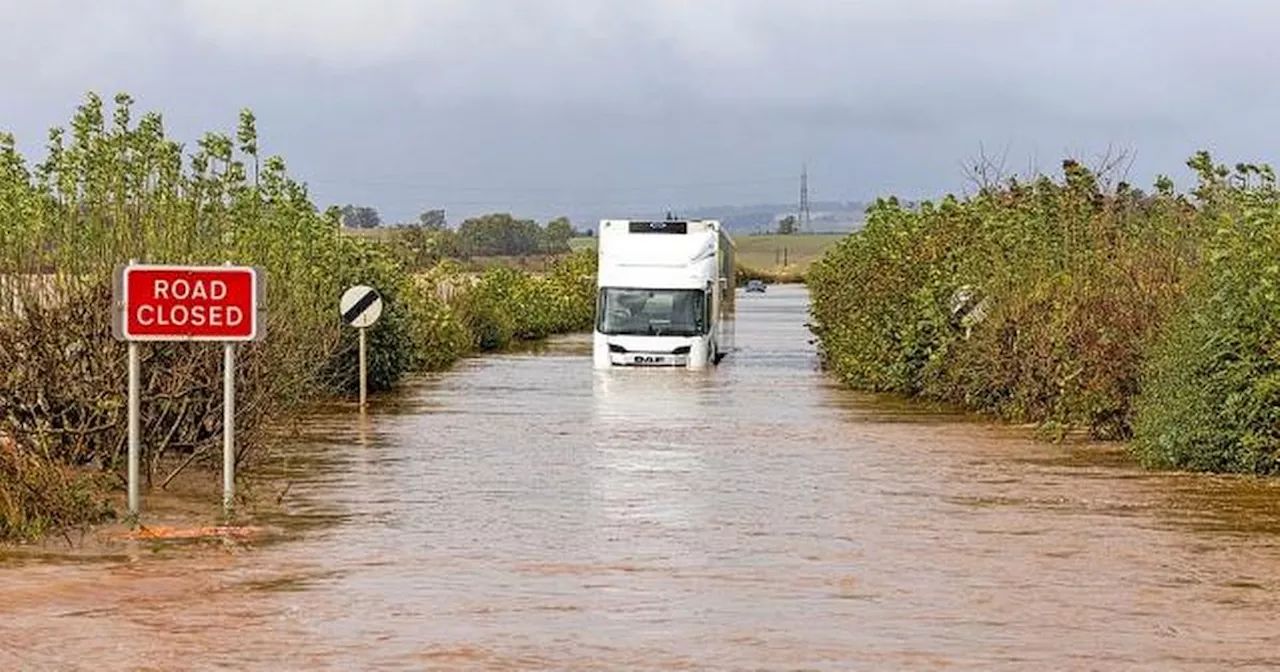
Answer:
392;224;463;269
0;92;599;540
776;215;797;235
545;247;599;328
319;239;431;394
405;268;473;371
451;248;597;351
544;216;574;253
417;209;446;229
1;437;114;542
812;151;1280;473
453;267;520;351
1132;157;1280;473
456;213;541;257
453;212;576;257
809;159;1203;441
0;91;384;490
340;204;381;228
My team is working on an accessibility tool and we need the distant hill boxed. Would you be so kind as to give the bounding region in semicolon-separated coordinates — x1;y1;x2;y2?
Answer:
367;201;873;235
567;201;870;234
683;201;869;234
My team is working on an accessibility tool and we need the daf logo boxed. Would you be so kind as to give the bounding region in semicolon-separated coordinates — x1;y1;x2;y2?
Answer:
634;355;662;363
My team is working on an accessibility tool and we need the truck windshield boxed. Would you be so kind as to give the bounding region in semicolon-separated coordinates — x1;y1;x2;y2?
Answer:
596;287;707;336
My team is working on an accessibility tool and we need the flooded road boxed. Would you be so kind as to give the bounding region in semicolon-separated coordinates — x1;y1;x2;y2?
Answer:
5;284;1280;670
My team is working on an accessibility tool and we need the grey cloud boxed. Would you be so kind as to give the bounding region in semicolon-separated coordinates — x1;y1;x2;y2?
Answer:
2;1;1280;222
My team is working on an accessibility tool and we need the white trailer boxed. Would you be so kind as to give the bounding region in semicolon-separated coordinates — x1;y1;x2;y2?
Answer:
592;218;735;369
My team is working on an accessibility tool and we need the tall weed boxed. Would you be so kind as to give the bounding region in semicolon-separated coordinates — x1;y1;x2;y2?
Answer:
809;159;1202;440
0;92;599;539
1133;156;1280;472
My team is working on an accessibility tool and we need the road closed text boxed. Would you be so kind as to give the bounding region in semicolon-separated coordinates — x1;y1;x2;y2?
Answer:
134;303;246;328
119;266;259;341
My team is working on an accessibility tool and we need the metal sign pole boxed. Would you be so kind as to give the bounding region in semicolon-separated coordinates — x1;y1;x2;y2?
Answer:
340;284;382;411
127;340;140;516
126;258;140;517
114;261;263;517
359;326;368;410
223;340;235;512
223;260;235;513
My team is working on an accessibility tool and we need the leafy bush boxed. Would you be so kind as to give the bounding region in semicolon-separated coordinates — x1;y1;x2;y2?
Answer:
543;247;598;330
450;248;597;351
0;92;598;539
1132;156;1280;473
809;159;1203;440
0;91;428;467
319;237;443;394
0;435;114;542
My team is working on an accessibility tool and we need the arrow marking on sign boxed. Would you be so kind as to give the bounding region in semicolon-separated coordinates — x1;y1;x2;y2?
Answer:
343;288;380;325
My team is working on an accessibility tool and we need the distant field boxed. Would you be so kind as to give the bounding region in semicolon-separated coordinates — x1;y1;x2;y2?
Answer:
345;229;846;276
340;228;575;272
340;227;398;242
734;234;844;272
460;254;572;273
570;233;845;273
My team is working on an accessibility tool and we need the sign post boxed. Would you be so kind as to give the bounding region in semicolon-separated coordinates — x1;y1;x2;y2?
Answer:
113;263;265;516
223;338;235;510
221;263;236;513
126;258;140;517
339;285;382;410
128;342;139;514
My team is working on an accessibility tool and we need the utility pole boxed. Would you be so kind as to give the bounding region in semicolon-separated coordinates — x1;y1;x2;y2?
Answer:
799;163;811;234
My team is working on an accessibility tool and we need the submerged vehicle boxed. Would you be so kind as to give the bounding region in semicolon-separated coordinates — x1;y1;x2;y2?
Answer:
592;218;735;369
745;279;767;293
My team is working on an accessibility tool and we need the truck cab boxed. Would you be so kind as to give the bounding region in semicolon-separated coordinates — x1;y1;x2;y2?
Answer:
592;218;735;369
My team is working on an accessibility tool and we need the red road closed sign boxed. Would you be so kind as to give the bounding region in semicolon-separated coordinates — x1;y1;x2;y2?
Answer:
113;264;264;341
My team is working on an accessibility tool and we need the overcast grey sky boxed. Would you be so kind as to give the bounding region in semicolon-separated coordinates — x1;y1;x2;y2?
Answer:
2;0;1277;223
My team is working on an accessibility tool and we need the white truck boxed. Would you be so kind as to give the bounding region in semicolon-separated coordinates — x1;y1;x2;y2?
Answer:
592;218;735;369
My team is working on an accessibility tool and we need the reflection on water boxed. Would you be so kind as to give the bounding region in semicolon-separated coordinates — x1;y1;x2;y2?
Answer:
590;367;718;421
4;285;1280;670
590;369;711;535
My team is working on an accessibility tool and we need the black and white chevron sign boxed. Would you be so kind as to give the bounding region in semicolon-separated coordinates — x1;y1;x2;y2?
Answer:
340;285;382;328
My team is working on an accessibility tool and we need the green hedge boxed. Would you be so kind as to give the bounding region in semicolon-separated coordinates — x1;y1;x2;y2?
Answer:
810;152;1280;474
1132;157;1280;473
453;249;597;351
0;92;599;541
808;158;1202;440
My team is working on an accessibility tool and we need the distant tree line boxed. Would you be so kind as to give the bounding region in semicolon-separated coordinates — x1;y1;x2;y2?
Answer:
339;205;584;268
339;204;382;228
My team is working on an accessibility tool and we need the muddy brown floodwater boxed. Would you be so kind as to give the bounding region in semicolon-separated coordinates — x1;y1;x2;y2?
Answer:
5;284;1280;670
